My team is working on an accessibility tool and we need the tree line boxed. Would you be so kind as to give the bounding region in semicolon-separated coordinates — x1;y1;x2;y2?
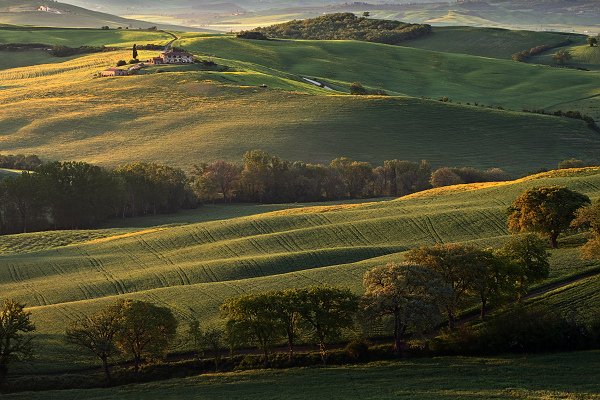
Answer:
0;161;195;234
252;13;432;45
1;186;598;386
0;151;515;235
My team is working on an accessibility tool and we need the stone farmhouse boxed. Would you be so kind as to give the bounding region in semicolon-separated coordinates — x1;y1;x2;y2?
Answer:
149;50;194;65
100;68;128;77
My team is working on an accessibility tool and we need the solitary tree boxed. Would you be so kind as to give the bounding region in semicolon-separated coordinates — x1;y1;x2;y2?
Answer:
132;44;138;60
406;244;481;329
66;302;124;383
362;263;450;354
115;300;178;373
0;300;35;385
296;287;358;362
587;36;598;47
508;186;590;248
497;234;550;299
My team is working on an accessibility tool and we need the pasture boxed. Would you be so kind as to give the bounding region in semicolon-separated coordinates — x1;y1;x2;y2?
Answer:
1;168;599;373
5;351;600;399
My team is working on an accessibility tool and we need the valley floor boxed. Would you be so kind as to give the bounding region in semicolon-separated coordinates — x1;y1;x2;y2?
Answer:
5;351;599;400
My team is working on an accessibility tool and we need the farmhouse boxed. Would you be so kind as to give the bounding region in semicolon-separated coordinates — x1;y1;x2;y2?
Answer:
149;50;194;65
100;68;128;77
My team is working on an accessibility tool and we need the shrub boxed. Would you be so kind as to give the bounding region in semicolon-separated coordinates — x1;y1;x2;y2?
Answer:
558;158;588;169
129;59;140;64
350;82;368;95
344;339;370;361
116;60;127;67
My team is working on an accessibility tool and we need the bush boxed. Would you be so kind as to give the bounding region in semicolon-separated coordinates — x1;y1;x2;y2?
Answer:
129;59;140;64
237;31;268;40
344;339;370;361
431;307;600;355
558;158;588;169
116;60;127;67
350;82;368;95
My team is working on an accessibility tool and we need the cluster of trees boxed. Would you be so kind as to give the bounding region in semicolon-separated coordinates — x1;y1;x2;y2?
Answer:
0;161;194;235
587;35;598;47
0;154;42;171
191;150;510;204
66;300;177;382
253;13;432;45
553;49;573;64
557;158;597;169
511;40;572;62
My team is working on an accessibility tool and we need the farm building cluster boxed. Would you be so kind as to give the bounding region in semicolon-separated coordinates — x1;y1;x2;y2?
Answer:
100;49;194;77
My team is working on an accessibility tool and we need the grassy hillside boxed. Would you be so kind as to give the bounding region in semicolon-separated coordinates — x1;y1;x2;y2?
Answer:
6;351;600;400
178;36;600;117
0;27;174;47
2;167;599;372
401;26;584;60
0;42;598;171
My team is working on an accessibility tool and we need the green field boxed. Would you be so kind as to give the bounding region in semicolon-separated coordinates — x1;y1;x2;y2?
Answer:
401;26;584;60
2;168;599;373
0;33;599;172
5;352;600;399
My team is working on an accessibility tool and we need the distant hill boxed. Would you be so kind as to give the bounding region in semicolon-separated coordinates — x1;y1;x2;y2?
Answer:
0;0;203;30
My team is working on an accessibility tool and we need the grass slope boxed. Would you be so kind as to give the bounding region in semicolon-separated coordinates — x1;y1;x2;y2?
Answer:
399;26;583;60
178;36;600;118
1;168;599;372
0;46;598;172
6;352;600;400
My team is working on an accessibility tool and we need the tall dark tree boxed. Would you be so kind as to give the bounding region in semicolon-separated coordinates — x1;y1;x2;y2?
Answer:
132;44;138;60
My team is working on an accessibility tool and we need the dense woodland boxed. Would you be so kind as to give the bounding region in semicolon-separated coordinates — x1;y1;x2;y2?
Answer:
253;13;432;45
0;151;518;235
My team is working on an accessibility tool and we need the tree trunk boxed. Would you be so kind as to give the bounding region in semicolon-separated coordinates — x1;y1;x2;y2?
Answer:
551;233;559;249
393;312;403;356
480;297;487;320
447;307;455;330
101;356;112;384
287;330;295;361
262;346;269;368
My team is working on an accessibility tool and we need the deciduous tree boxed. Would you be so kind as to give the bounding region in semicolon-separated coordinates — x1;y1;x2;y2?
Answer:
362;263;450;354
508;186;590;248
0;300;35;385
66;302;124;383
115;300;178;373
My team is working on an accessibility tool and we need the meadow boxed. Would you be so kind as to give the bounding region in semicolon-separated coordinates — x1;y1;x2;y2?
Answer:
5;352;600;399
2;167;599;373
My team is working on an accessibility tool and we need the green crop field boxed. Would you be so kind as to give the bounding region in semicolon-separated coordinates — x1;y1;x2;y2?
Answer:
401;26;583;60
2;167;599;373
5;351;600;400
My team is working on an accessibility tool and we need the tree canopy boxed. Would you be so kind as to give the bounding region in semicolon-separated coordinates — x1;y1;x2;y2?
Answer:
508;186;590;248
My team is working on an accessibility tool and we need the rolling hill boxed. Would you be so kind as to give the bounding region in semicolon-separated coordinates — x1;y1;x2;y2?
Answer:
0;30;599;172
0;0;200;30
2;167;599;373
